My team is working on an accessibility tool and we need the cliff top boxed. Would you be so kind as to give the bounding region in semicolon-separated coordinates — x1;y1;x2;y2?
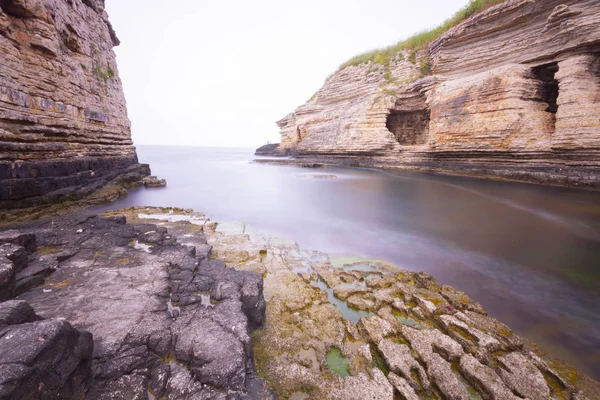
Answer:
336;0;506;73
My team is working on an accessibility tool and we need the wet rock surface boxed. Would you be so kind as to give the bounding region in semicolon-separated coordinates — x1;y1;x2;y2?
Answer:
111;207;600;400
0;211;271;399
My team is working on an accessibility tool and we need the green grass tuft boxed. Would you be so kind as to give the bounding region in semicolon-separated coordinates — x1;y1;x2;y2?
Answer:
93;63;115;82
336;0;506;72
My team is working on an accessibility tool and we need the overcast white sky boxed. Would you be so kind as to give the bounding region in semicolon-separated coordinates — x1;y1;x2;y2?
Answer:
105;0;471;148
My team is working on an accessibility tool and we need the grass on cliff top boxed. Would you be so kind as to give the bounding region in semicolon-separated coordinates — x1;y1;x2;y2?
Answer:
336;0;506;72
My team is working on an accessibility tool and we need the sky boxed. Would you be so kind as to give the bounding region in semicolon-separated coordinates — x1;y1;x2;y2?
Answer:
105;0;472;148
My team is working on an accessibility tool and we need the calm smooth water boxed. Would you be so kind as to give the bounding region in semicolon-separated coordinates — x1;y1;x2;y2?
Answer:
96;145;600;379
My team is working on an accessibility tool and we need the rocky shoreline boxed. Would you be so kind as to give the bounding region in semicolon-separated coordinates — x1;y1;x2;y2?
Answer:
2;206;598;399
252;156;600;191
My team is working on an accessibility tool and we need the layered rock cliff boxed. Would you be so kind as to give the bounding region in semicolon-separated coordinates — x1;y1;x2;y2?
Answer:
0;0;150;221
269;0;600;188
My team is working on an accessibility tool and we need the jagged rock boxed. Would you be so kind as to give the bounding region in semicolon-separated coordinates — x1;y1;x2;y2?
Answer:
326;369;394;400
0;0;153;221
346;293;375;311
0;230;36;253
357;315;394;343
0;235;30;300
439;284;487;315
10;213;271;399
495;352;551;400
0;300;93;399
437;313;502;357
459;354;520;400
0;243;28;273
426;353;469;400
333;286;370;301
402;327;468;399
268;0;600;189
402;326;464;362
387;372;419;400
377;339;430;392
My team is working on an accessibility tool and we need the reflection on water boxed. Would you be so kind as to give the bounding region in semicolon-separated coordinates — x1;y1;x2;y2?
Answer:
94;145;600;379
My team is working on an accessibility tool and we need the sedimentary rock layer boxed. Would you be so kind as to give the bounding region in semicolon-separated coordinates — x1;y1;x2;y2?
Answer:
270;0;600;188
0;0;150;216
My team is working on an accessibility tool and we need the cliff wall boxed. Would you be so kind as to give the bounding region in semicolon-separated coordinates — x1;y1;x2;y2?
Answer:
0;0;149;220
272;0;600;188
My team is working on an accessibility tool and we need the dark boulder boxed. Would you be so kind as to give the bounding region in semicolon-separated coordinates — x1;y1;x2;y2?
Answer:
0;230;36;253
0;300;93;400
255;143;286;156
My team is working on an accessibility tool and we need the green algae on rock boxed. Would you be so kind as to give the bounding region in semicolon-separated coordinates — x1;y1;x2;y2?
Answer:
327;347;351;377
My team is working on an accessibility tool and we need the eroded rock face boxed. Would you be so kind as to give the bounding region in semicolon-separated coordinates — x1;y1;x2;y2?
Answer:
0;0;150;221
2;212;271;399
269;0;600;188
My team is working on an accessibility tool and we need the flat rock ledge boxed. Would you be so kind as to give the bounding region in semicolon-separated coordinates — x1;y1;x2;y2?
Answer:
0;213;273;399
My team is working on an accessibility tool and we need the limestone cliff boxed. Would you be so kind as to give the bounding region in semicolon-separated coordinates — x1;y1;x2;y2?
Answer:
269;0;600;188
0;0;150;220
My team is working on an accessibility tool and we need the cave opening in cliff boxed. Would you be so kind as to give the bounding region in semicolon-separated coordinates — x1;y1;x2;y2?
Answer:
533;62;559;117
386;109;430;145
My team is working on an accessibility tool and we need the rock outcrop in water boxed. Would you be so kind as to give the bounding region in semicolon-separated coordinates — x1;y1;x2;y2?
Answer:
0;212;272;399
0;0;152;222
263;0;600;188
255;143;285;156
